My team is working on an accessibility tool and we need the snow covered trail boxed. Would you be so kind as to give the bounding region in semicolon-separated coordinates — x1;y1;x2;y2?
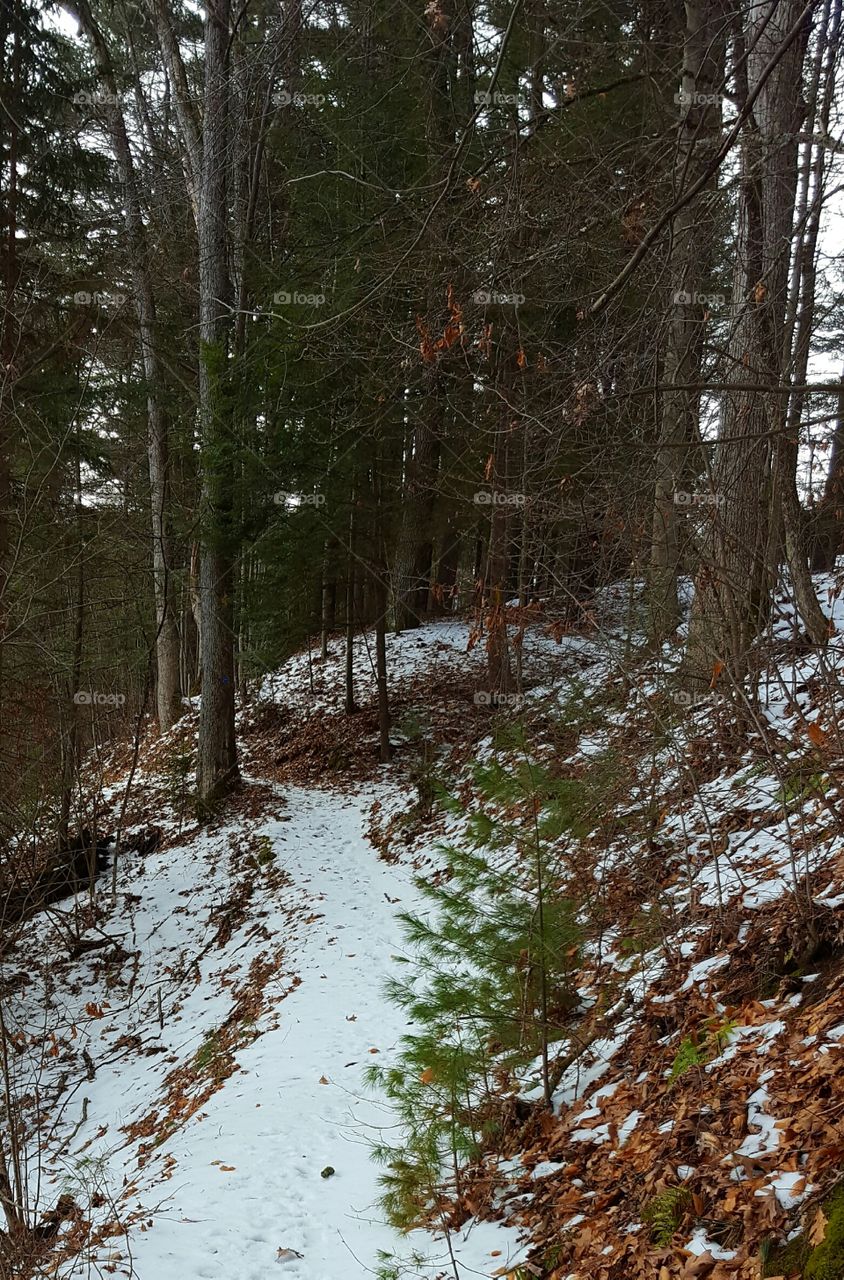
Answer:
115;786;522;1280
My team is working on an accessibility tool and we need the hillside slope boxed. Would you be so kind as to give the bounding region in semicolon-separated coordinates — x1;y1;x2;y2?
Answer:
7;588;844;1280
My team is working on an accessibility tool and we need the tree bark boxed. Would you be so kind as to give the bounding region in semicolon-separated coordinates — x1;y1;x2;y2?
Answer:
684;0;812;685
145;0;202;224
71;0;183;731
649;0;725;640
195;0;239;806
812;364;844;571
392;0;459;631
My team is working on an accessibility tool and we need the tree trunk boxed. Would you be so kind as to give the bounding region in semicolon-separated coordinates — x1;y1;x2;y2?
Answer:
812;365;844;571
195;0;239;806
392;393;440;631
684;0;811;686
320;539;335;657
392;0;459;631
344;484;357;714
71;0;183;731
372;461;392;760
649;0;725;640
486;419;514;698
145;0;202;223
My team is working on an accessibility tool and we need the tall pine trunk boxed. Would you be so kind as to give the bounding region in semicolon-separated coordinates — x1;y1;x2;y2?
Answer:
684;0;813;685
72;0;183;731
196;0;239;806
649;0;725;640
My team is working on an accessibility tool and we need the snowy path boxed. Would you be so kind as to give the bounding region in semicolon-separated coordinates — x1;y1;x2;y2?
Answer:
118;787;521;1280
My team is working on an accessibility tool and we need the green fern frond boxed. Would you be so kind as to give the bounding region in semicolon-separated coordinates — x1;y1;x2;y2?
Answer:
643;1186;692;1245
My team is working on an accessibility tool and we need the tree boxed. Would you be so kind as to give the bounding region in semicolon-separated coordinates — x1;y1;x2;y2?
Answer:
684;0;820;686
648;0;726;641
70;0;183;731
195;0;239;805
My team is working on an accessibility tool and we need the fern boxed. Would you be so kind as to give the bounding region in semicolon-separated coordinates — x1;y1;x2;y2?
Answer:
669;1017;736;1086
644;1186;692;1245
669;1035;704;1084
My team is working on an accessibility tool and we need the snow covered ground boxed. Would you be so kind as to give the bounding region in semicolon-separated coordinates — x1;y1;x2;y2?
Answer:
9;581;844;1279
6;773;525;1279
87;787;523;1280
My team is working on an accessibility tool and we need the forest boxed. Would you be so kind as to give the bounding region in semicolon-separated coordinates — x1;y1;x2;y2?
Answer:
3;0;844;1276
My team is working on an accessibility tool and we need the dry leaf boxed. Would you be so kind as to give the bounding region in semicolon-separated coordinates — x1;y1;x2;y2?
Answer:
810;1208;828;1247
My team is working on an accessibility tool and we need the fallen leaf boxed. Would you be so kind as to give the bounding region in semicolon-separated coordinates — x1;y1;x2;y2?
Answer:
810;1208;828;1246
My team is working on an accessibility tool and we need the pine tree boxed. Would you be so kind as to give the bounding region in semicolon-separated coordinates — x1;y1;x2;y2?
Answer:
370;729;590;1230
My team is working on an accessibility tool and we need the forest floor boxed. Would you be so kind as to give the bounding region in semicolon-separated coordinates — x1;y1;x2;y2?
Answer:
8;580;844;1280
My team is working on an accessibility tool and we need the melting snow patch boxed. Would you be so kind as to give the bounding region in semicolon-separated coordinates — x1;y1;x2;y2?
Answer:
618;1109;642;1145
734;1085;780;1159
684;1228;737;1261
763;1172;814;1210
571;1123;611;1145
680;952;730;991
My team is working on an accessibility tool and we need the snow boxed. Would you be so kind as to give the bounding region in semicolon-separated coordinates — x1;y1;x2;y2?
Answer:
680;953;730;990
734;1086;780;1160
764;1171;814;1210
684;1227;736;1261
9;784;525;1280
11;588;844;1279
617;1109;642;1145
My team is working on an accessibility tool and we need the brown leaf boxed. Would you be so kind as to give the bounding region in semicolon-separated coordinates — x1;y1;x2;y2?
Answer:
809;1207;828;1247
